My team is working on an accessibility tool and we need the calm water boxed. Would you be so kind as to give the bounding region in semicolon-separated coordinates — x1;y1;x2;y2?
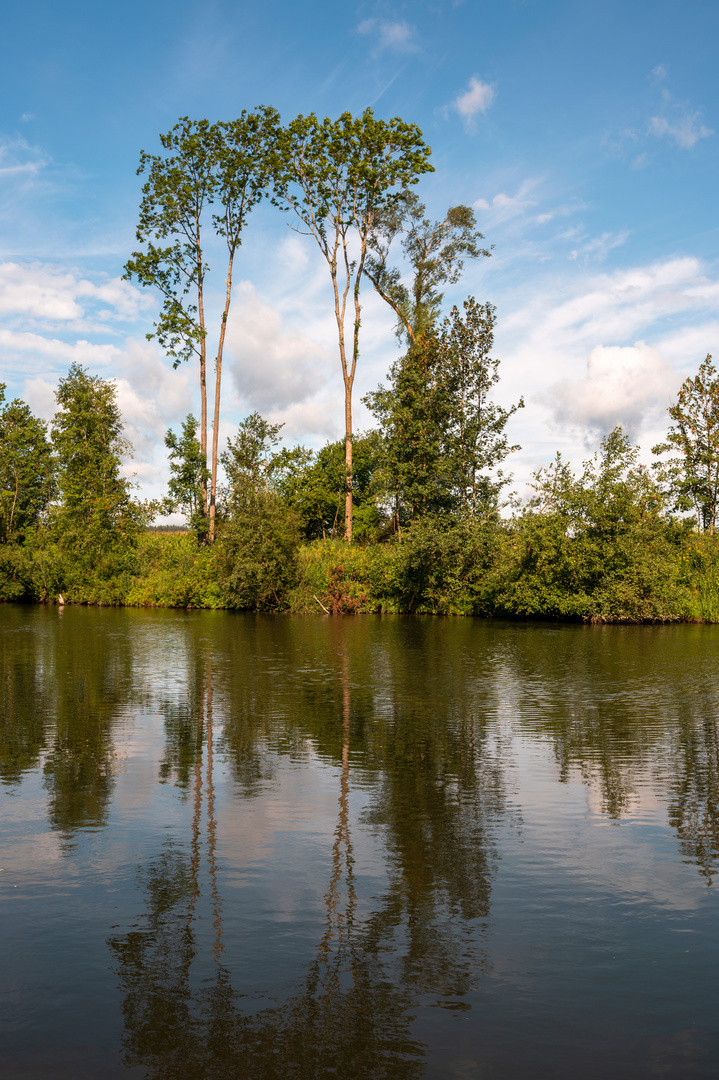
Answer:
1;606;718;1079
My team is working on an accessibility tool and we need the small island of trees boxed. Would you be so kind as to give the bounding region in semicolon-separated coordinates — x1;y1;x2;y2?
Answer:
1;108;718;622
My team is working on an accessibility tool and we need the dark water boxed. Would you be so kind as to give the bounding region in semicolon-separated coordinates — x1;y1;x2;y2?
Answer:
1;606;718;1079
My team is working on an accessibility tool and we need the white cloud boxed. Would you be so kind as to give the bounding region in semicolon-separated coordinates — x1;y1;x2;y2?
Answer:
452;76;495;128
536;200;585;225
473;180;538;223
491;256;719;493
568;230;629;264
0;328;121;367
114;341;195;464
0;261;149;325
356;18;418;56
648;111;713;149
548;342;677;437
225;281;335;419
0;135;46;180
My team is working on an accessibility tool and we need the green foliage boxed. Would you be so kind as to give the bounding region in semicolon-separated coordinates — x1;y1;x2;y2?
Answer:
216;491;301;610
369;516;507;615
441;299;523;517
288;540;378;613
221;411;284;500
676;534;719;622
365;298;522;522
653;353;719;534
0;385;55;545
498;429;688;621
51;364;148;560
214;412;302;609
365;335;451;520
365;192;490;342
276;432;385;542
164;414;209;540
126;533;222;608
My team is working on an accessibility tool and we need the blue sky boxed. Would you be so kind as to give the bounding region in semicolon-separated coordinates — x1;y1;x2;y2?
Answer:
2;0;718;501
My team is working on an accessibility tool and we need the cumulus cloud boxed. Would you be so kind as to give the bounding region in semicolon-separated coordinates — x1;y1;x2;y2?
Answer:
490;256;719;493
0;328;122;367
356;18;418;55
452;76;495;128
0;261;149;325
225;282;336;424
114;341;195;464
648;111;713;149
548;342;677;437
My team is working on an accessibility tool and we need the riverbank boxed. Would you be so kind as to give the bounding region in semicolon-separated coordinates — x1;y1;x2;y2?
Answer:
3;526;719;622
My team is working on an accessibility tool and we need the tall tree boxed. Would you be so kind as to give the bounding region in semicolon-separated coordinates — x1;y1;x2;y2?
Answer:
125;110;278;541
364;335;452;522
364;299;521;522
0;384;55;545
653;353;719;534
273;109;433;541
51;364;138;550
441;298;523;518
364;192;490;344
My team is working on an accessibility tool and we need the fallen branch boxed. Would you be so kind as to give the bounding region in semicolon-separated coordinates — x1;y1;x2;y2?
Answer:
313;594;330;615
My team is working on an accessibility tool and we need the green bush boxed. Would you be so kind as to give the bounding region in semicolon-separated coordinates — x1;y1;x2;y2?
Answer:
215;491;301;610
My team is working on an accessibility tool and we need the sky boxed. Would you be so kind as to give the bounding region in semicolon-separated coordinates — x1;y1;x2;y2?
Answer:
1;0;718;506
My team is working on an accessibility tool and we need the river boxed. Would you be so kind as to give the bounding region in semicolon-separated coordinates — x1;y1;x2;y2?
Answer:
1;605;718;1078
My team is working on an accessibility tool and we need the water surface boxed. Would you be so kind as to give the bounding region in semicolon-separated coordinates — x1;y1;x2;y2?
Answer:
1;606;718;1078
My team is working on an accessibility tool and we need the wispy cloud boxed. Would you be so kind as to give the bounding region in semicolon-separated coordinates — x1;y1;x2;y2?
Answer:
603;72;713;163
568;230;629;264
356;18;418;57
648;111;713;149
473;179;539;223
451;75;495;129
0;135;47;180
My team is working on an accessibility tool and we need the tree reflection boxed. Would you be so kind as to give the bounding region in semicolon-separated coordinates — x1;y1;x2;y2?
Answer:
42;615;131;845
0;617;48;786
110;631;510;1077
667;716;719;883
503;625;719;882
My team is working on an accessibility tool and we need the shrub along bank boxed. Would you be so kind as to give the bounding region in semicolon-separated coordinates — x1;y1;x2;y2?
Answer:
2;518;718;623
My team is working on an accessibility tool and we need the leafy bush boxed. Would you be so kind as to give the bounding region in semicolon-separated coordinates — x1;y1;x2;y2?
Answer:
215;491;301;610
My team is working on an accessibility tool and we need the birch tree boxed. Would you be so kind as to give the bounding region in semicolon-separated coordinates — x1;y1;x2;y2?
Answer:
273;109;432;541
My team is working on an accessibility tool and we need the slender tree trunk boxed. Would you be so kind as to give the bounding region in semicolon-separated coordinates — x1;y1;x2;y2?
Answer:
197;255;208;521
344;385;353;540
330;235;353;543
208;251;235;544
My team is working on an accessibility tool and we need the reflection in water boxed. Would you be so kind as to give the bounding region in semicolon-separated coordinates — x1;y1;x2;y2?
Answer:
3;611;719;1076
110;646;426;1078
667;716;719;883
